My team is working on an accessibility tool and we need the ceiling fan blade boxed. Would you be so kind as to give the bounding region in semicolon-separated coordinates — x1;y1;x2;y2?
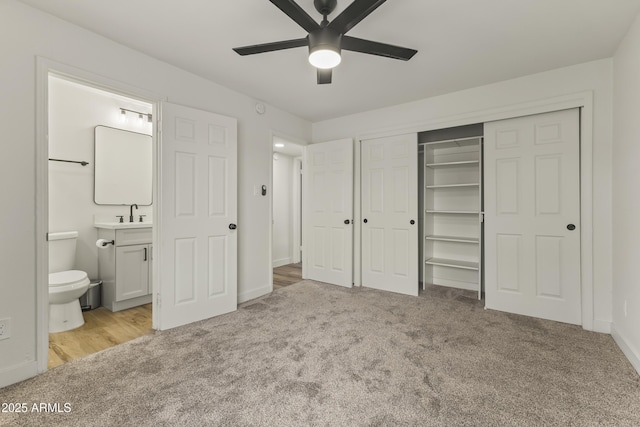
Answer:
317;68;332;84
342;36;417;60
328;0;387;34
269;0;320;33
233;38;308;56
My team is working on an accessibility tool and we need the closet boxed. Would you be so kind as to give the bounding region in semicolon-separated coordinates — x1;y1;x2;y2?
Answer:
418;125;483;298
359;110;582;325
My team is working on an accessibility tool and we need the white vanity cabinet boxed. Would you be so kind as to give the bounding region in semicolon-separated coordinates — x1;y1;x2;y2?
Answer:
97;225;153;312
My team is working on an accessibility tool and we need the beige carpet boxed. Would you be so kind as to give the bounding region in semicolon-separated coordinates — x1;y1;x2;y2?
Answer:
1;280;639;426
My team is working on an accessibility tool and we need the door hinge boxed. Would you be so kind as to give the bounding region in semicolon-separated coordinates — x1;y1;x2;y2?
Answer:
156;293;161;308
480;212;484;223
299;245;303;252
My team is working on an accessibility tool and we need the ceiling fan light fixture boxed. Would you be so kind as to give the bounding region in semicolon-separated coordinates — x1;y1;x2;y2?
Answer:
309;48;341;69
308;27;342;69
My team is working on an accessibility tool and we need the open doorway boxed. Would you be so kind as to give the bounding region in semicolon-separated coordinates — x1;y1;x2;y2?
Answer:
46;75;154;368
272;137;304;289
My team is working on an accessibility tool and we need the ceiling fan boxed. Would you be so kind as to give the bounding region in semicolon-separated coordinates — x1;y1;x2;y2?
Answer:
233;0;418;84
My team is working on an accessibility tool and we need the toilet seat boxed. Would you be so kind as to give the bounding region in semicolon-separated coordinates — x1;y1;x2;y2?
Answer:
49;270;89;288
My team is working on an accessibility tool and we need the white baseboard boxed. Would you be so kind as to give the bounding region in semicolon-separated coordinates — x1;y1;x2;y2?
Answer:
238;284;272;304
272;257;291;268
611;325;640;377
0;360;39;389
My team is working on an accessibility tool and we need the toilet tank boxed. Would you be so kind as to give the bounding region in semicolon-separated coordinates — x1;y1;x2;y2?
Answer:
48;231;79;273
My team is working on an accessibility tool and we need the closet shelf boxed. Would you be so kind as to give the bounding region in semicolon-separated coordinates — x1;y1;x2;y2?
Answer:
425;210;480;214
420;136;481;149
426;160;480;168
426;183;479;189
425;235;479;244
425;258;479;271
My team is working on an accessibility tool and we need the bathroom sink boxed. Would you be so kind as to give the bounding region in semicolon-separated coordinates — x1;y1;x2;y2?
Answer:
94;221;152;229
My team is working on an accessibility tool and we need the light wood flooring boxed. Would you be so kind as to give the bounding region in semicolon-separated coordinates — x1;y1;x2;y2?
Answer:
48;304;153;369
273;262;303;289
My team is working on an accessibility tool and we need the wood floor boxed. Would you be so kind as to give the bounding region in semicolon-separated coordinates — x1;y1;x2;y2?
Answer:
49;265;301;368
273;262;303;289
48;304;153;369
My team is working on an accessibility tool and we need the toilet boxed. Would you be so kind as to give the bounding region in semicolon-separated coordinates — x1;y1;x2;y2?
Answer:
48;231;90;333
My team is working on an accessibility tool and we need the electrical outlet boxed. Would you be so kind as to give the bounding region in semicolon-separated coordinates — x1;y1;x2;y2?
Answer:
0;318;11;341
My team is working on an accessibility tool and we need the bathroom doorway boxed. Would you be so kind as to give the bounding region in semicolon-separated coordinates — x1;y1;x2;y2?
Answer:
46;75;155;368
272;137;304;290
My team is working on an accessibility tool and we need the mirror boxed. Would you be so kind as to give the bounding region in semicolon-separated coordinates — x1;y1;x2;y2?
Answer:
94;126;152;205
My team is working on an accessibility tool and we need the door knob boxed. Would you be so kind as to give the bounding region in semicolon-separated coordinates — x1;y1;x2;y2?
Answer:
363;219;368;223
344;219;350;224
410;220;415;225
229;223;237;230
567;224;576;231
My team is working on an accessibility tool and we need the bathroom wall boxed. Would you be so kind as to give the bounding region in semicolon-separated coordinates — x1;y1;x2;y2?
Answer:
272;153;293;267
49;76;153;278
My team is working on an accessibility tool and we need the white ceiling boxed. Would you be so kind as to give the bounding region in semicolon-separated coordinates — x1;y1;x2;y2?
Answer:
19;0;640;122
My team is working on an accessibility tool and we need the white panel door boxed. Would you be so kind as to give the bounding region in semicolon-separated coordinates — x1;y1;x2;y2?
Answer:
158;102;237;330
484;109;581;324
303;139;353;287
361;134;418;296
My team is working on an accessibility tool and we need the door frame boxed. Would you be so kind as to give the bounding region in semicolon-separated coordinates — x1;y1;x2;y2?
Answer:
353;91;600;332
268;132;308;290
35;57;163;373
292;157;303;264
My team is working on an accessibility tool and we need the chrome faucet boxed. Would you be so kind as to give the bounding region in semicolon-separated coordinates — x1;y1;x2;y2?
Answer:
129;204;138;222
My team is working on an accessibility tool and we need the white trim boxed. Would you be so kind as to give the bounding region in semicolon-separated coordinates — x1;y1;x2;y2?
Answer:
292;157;302;264
612;326;640;376
268;133;274;293
593;320;612;334
354;91;595;331
238;284;272;304
353;139;362;286
34;57;163;377
0;361;39;389
301;146;308;280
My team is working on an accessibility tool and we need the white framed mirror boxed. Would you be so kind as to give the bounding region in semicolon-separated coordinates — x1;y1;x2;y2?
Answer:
94;126;152;205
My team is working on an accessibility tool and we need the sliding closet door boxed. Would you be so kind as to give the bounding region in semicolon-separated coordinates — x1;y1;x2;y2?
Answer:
361;134;419;296
303;139;353;287
484;109;581;324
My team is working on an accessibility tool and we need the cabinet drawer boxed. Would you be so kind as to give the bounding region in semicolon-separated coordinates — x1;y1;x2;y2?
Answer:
115;228;152;246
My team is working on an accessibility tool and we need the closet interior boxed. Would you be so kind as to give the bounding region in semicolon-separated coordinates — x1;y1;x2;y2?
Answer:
418;124;484;298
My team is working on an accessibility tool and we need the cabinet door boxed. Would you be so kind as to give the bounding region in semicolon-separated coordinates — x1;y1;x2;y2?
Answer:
115;244;150;301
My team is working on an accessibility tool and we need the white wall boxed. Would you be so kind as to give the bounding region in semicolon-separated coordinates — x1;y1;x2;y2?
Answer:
612;12;640;373
313;59;614;332
49;77;153;278
0;0;310;387
272;153;293;267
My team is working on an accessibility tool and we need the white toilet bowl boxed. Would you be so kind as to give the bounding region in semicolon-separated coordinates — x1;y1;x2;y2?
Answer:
49;270;90;333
